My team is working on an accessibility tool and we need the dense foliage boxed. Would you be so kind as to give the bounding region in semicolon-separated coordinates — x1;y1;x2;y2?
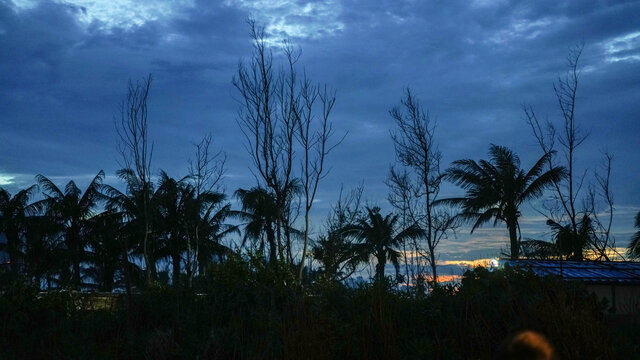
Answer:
2;263;637;359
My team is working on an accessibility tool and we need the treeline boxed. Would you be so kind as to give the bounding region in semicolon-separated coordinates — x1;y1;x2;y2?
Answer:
1;27;639;295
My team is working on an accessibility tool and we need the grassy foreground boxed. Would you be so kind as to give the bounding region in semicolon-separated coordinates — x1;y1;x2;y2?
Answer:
1;260;638;359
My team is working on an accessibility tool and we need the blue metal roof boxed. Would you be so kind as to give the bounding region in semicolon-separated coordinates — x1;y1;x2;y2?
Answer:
504;260;640;284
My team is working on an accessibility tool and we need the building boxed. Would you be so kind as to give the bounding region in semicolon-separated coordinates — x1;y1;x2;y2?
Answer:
504;259;640;314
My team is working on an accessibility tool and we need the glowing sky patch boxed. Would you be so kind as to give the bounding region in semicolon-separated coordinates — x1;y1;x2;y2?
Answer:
471;0;507;8
12;0;195;31
440;259;492;267
602;31;640;63
488;17;555;44
10;0;38;10
0;175;15;186
223;0;344;42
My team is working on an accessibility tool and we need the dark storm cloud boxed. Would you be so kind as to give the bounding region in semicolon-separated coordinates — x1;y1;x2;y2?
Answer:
298;0;640;192
1;0;639;258
0;1;249;185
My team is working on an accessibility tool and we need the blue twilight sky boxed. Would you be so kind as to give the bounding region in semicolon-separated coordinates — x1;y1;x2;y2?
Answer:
1;0;639;263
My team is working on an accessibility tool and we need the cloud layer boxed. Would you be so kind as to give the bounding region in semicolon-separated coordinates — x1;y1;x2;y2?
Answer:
2;0;639;259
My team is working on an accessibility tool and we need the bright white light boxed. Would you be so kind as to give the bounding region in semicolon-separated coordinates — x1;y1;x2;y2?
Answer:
490;258;500;270
0;175;15;186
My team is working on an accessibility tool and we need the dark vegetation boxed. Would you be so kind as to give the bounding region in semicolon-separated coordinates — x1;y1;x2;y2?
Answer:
3;265;637;359
1;23;639;359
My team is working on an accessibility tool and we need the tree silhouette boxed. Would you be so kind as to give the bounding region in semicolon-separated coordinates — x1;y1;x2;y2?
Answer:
102;168;158;292
85;211;124;291
36;171;105;288
524;45;616;261
233;20;298;263
189;189;237;276
441;145;565;259
235;187;281;263
388;88;455;284
312;186;368;281
312;230;369;282
155;171;190;286
153;171;236;285
26;217;62;288
0;185;41;273
295;79;340;282
342;206;424;282
116;74;155;284
547;215;594;260
233;19;340;271
627;211;640;260
187;133;228;286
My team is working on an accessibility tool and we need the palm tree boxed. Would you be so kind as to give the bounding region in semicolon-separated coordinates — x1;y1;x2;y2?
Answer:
627;211;640;260
189;189;237;277
235;187;280;263
22;214;64;288
442;145;565;259
312;229;369;282
36;171;105;288
547;215;594;261
102;168;159;285
85;211;123;292
342;206;424;282
0;185;42;273
155;171;189;286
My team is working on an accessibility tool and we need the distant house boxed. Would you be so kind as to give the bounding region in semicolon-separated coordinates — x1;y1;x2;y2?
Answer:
505;259;640;314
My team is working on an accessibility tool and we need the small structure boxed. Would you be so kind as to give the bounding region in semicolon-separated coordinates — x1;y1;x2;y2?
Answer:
505;259;640;314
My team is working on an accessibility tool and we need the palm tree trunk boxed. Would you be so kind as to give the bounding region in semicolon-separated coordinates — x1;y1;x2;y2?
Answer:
376;253;386;282
101;266;115;292
429;248;438;285
73;260;81;289
143;222;152;283
187;232;195;288
69;229;82;289
508;221;519;259
267;224;277;264
426;189;437;284
276;219;284;262
6;228;21;273
172;252;181;286
298;212;310;281
121;243;133;307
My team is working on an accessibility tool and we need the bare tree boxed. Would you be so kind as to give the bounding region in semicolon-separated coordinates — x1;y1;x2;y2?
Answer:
296;79;342;281
234;19;341;273
115;73;155;283
312;185;367;282
186;133;227;287
585;152;619;260
525;45;617;260
190;133;227;194
386;168;418;290
233;20;298;263
388;88;455;285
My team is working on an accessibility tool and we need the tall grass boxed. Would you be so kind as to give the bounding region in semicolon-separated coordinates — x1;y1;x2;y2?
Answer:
1;262;634;359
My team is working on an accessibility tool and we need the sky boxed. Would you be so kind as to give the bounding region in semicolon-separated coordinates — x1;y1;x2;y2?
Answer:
1;0;640;268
